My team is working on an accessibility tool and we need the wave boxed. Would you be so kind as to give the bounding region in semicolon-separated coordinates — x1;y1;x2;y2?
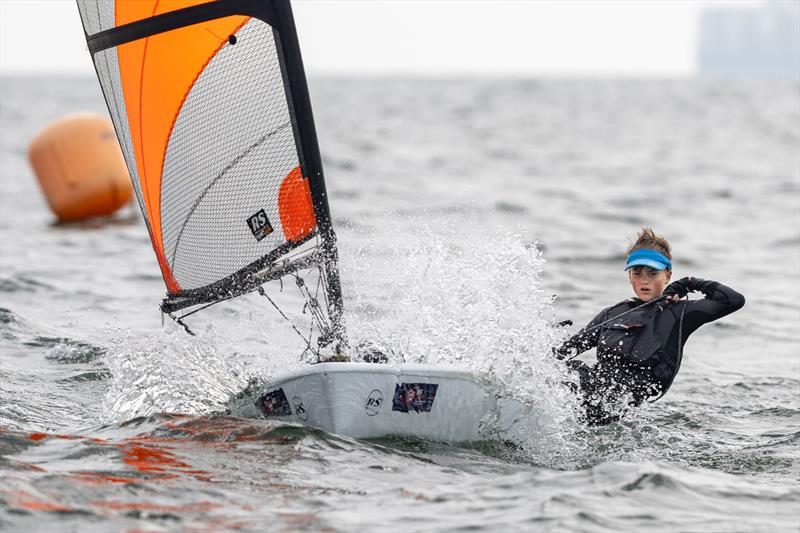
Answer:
0;275;53;294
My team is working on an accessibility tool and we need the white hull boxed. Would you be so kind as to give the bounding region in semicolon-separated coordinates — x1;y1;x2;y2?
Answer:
235;363;511;442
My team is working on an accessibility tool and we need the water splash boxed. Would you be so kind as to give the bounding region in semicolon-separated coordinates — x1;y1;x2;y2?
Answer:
102;327;250;422
342;218;585;465
44;340;105;363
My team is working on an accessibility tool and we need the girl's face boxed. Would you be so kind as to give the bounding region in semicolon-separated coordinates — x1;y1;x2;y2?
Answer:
628;266;671;301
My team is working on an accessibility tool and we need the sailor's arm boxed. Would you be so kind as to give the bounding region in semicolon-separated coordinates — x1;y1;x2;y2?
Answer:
553;309;607;360
663;277;745;328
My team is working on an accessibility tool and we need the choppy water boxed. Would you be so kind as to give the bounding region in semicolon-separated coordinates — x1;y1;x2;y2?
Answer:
1;75;798;532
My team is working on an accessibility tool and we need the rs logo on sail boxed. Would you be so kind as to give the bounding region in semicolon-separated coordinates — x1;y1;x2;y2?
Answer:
247;209;274;241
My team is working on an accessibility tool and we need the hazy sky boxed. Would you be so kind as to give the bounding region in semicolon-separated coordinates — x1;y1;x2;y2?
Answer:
0;0;763;77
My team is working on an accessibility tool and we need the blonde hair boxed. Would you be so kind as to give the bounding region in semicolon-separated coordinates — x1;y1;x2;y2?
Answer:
626;227;672;261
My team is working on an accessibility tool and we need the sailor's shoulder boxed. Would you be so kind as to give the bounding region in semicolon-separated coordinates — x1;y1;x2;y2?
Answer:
593;299;638;321
615;298;640;310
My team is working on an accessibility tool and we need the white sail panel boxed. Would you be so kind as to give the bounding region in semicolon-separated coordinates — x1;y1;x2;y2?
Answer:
161;19;301;290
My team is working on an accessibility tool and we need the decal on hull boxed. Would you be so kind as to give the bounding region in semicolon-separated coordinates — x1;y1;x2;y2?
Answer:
392;383;438;413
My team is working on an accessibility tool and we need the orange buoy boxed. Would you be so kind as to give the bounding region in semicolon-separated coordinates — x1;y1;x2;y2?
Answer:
28;112;134;222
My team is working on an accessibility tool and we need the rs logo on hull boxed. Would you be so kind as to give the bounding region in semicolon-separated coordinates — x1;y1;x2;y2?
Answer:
365;389;383;416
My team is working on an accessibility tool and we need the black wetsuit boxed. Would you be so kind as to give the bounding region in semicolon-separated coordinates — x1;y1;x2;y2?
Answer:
556;278;745;425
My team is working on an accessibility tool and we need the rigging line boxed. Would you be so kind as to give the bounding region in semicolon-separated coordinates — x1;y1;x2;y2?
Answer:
261;285;319;358
177;293;237;320
304;313;317;363
313;268;322;304
289;266;330;333
293;271;315;312
295;272;329;330
314;267;332;326
599;296;668;329
258;286;319;358
166;312;196;336
298;284;328;333
163;292;238;335
319;264;329;305
317;264;331;311
300;290;330;345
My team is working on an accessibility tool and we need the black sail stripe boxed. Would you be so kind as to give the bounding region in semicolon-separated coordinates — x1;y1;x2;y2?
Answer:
86;0;276;52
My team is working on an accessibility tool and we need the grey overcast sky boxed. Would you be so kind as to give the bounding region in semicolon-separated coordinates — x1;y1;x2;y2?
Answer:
0;0;762;77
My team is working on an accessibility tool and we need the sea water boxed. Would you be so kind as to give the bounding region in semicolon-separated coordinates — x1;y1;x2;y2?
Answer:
1;76;798;532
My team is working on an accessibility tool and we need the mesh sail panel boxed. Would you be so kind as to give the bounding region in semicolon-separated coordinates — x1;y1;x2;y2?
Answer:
78;6;319;295
161;19;301;290
92;46;148;222
76;0;115;36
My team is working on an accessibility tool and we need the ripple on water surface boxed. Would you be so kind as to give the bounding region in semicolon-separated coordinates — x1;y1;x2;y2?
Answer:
1;77;799;531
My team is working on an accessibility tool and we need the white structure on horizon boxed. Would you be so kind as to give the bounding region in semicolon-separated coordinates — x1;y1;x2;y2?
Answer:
698;1;800;79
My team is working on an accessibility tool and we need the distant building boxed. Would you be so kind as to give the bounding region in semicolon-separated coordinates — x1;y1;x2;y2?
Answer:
698;1;800;79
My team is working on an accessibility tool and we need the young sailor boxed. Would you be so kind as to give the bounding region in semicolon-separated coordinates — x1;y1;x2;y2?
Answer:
555;227;745;425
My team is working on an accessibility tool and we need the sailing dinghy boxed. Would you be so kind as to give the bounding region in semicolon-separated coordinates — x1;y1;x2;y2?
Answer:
77;0;508;442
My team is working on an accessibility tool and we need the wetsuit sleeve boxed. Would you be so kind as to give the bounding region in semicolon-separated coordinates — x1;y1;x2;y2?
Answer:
678;277;745;336
554;308;609;360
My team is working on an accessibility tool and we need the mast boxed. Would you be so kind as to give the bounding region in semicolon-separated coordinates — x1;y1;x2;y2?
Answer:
272;0;348;352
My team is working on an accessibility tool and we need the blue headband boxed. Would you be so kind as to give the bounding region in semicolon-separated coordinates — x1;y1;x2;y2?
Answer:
625;249;672;271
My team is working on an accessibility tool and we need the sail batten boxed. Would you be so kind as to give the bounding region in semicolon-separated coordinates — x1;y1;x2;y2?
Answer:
77;0;344;344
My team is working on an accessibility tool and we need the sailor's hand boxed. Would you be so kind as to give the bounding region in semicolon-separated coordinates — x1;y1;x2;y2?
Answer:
664;293;681;304
661;277;693;304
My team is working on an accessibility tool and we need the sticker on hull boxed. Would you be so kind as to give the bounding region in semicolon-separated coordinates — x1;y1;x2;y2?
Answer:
392;383;438;413
257;388;291;417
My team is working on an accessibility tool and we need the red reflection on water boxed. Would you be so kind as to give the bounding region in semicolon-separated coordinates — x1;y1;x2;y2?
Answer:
9;498;72;512
27;432;83;442
0;489;73;513
69;440;213;485
21;418;279;489
122;444;191;473
73;471;174;484
90;500;220;513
